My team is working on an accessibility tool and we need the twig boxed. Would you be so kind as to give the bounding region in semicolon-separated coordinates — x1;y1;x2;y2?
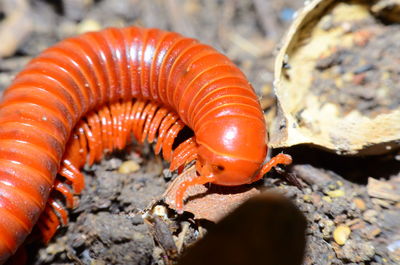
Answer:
0;0;32;57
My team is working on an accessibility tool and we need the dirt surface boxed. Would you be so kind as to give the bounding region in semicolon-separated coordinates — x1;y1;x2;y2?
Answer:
0;0;399;265
312;16;400;118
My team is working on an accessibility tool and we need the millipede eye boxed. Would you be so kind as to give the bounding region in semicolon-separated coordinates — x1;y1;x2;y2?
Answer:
213;165;225;172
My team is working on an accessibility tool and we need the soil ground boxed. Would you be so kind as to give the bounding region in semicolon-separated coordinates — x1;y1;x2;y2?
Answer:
0;0;399;264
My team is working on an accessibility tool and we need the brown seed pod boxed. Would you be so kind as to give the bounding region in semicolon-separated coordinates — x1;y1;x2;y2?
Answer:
270;0;400;155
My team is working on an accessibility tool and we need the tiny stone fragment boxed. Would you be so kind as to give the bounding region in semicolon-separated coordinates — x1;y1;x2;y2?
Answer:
118;160;141;174
363;209;378;223
334;240;375;262
292;164;333;187
320;219;335;240
333;225;351;245
353;197;366;211
362;226;382;239
322;196;332;203
77;19;102;34
367;177;400;202
327;189;345;198
387;240;400;262
371;198;392;208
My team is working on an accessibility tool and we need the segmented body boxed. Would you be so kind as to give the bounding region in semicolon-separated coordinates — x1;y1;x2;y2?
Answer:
0;27;291;263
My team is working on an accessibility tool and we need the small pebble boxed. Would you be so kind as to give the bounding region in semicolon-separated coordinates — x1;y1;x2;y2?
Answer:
327;189;345;198
77;19;102;34
322;196;332;203
152;205;169;219
333;225;351;245
363;209;378;223
367;178;400;202
353;198;366;211
303;194;312;202
371;198;392;208
347;219;365;230
91;259;107;265
387;240;400;252
320;219;334;240
118;160;140;174
368;227;382;239
335;240;375;262
333;214;347;224
346;218;363;227
353;64;374;74
311;194;321;204
327;183;337;190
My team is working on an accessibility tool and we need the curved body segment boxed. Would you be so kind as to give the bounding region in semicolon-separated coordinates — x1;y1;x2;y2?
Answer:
0;27;291;263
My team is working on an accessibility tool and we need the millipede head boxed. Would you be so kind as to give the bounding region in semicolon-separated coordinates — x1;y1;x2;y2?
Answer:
195;116;267;186
195;144;264;186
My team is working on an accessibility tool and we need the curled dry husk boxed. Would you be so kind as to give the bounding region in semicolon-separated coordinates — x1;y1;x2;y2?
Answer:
270;0;400;155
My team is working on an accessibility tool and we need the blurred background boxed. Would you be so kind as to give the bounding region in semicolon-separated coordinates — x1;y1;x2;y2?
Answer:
0;0;303;97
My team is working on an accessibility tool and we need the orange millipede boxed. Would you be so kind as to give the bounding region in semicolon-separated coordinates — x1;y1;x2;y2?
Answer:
0;27;292;263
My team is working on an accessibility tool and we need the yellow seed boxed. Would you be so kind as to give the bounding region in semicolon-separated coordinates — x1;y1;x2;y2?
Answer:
303;194;312;202
261;84;272;94
118;160;140;174
333;225;351;245
327;189;345;198
77;19;102;34
322;196;332;203
353;198;366;211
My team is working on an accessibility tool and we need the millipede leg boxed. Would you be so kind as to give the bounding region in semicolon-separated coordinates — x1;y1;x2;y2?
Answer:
140;103;158;143
110;103;121;149
37;206;61;243
99;107;113;152
77;126;88;163
253;153;292;182
131;100;146;140
162;121;184;161
36;100;198;244
87;112;103;161
147;108;168;143
155;113;178;154
175;174;217;213
47;198;68;226
136;102;153;142
53;180;74;208
82;122;97;166
170;137;197;171
118;101;132;147
59;160;85;194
